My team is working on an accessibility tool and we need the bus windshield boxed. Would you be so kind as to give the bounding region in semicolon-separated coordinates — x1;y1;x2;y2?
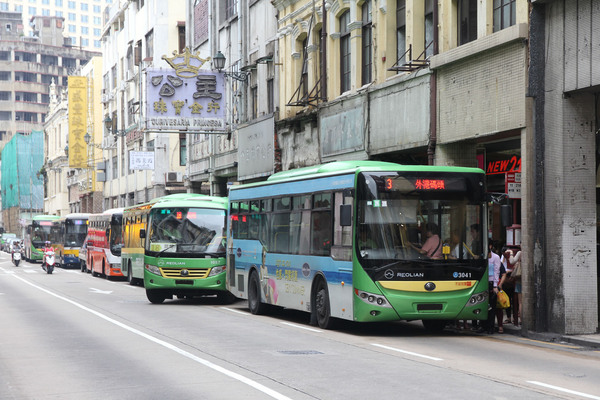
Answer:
110;215;123;256
147;207;226;256
64;219;88;247
357;172;485;268
31;222;55;248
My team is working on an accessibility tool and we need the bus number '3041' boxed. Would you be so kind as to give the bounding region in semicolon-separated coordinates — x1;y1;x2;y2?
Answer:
453;272;472;278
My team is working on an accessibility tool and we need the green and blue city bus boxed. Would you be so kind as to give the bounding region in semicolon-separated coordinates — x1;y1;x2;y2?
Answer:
226;161;489;330
122;194;231;303
22;215;61;262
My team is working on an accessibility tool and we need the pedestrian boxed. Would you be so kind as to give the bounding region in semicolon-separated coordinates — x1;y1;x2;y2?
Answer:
507;248;523;326
500;246;515;324
477;240;501;334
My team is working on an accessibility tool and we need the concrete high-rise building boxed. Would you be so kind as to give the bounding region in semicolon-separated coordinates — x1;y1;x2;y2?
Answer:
0;12;99;149
3;0;113;51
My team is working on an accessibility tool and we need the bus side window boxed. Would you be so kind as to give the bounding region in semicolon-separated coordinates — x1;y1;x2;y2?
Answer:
332;191;353;261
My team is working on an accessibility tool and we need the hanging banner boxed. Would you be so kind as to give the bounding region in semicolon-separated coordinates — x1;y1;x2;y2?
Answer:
68;76;88;168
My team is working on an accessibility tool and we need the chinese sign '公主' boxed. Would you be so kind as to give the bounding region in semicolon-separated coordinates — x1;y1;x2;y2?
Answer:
145;68;226;132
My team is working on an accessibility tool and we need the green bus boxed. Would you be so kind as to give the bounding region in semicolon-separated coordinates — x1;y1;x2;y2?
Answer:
227;161;489;330
22;215;61;262
122;194;231;304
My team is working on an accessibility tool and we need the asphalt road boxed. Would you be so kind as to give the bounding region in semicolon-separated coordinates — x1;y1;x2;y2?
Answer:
1;253;599;400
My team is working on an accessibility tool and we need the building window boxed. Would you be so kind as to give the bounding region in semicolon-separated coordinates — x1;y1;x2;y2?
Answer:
301;37;308;99
493;0;516;32
458;0;477;46
145;29;154;59
179;134;186;166
425;0;434;57
361;0;372;85
250;85;257;120
112;156;118;180
178;24;185;53
226;0;237;19
396;0;406;66
267;78;274;114
339;10;351;94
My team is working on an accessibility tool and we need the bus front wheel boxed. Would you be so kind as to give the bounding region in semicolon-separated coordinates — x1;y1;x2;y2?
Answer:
248;271;267;315
146;290;165;304
313;279;335;329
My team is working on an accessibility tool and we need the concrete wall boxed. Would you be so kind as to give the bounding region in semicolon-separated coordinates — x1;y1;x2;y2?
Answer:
541;0;598;334
433;24;528;143
368;70;431;155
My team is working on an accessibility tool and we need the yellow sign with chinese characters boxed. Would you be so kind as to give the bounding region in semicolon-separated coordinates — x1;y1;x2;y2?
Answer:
68;76;88;168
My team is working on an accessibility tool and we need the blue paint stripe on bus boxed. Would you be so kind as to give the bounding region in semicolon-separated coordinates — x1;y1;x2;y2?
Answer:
229;174;355;200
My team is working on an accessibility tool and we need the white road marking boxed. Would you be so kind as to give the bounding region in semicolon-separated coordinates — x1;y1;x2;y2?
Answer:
11;274;293;400
222;307;248;315
371;343;444;361
527;381;600;399
90;288;113;294
280;322;323;333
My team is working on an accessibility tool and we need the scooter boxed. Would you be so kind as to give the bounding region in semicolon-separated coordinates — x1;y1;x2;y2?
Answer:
42;249;56;274
12;249;21;267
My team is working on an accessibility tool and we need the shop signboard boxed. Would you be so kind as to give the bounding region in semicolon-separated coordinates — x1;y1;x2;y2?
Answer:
506;172;521;199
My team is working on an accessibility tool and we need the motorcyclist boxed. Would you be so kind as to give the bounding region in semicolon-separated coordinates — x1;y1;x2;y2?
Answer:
42;241;53;264
11;241;21;260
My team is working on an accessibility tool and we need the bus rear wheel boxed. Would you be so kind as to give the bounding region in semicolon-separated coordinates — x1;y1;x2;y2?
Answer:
146;290;165;304
248;271;267;315
313;279;335;329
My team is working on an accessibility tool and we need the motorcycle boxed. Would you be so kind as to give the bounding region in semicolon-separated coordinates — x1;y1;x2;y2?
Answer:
12;249;21;267
42;249;56;274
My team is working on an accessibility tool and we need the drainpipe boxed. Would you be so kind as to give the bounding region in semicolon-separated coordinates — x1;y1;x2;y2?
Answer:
427;1;439;166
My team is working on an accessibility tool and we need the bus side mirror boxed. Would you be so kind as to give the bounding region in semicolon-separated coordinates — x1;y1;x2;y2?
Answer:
501;205;512;227
140;229;146;239
340;204;352;227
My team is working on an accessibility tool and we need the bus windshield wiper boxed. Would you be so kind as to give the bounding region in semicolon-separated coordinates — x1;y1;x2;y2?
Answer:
156;244;177;257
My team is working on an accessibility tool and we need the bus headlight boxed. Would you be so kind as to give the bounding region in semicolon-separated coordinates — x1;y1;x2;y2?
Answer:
466;291;488;307
355;289;392;308
208;266;225;277
145;264;161;276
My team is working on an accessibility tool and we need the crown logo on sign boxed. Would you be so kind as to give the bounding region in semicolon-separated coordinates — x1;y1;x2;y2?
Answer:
162;48;210;78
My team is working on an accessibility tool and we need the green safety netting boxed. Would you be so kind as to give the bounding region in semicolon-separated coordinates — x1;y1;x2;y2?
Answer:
1;130;44;210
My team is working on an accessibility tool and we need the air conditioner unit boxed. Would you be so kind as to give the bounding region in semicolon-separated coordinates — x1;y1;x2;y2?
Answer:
166;171;183;183
101;94;109;103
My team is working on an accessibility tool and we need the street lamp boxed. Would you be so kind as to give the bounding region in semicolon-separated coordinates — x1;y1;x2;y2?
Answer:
104;115;126;137
213;51;251;82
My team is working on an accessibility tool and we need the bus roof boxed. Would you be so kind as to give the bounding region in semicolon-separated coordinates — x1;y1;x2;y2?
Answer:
230;160;485;191
30;215;62;222
124;194;228;213
59;213;91;220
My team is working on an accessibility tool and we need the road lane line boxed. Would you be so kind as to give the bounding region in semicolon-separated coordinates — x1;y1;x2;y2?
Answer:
371;343;443;361
222;307;249;315
527;381;600;399
280;322;323;333
11;274;293;400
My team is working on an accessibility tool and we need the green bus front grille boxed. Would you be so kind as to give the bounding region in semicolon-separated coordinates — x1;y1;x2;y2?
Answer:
159;268;210;279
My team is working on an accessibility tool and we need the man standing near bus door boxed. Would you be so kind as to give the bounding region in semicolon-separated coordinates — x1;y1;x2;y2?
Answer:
477;241;501;334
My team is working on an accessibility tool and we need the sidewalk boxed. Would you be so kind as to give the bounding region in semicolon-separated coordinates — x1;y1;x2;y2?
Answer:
502;323;600;349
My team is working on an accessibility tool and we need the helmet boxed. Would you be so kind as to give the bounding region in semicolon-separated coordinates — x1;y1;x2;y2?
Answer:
45;241;51;245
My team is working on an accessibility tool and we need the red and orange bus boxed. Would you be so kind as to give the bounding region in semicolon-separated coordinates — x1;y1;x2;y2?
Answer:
87;208;124;278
